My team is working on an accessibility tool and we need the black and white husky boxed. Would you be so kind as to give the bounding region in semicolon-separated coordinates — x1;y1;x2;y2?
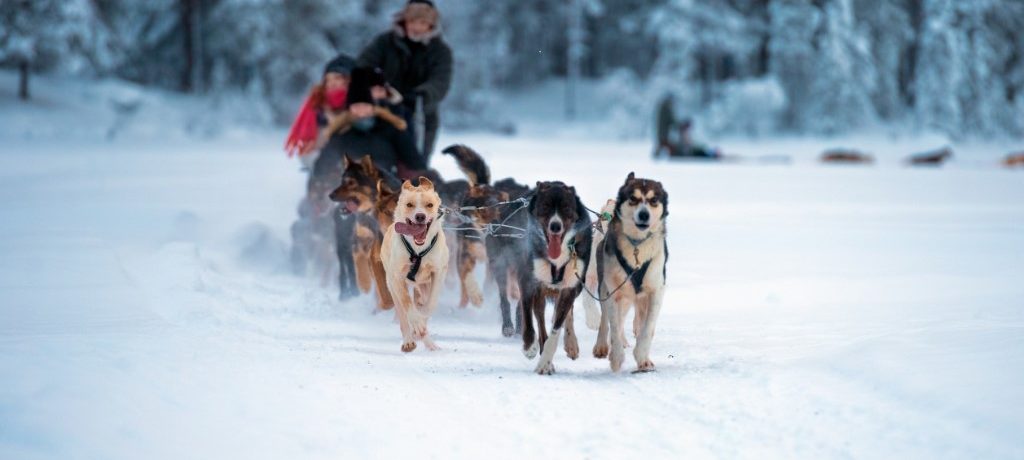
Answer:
592;173;669;373
517;181;593;375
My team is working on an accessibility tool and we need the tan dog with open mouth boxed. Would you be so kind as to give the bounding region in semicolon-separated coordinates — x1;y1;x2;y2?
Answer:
380;177;449;352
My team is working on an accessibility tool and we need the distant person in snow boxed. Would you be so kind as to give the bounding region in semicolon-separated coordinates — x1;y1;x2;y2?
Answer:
667;119;722;159
285;54;357;169
653;94;721;160
654;93;676;158
358;0;453;163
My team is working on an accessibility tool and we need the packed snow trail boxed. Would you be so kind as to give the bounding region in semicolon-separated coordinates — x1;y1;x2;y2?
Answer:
1;133;1022;459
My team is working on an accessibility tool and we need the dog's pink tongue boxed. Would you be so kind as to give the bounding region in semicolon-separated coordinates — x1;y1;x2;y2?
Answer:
547;234;563;259
396;222;429;241
344;199;360;213
395;222;418;235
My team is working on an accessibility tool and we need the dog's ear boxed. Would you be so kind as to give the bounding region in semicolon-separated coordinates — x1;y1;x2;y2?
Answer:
417;177;434;190
660;189;669;219
402;180;414;191
342;155;351;170
626;172;635;183
361;155;375;173
377;179;393;197
499;191;510;202
575;195;589;223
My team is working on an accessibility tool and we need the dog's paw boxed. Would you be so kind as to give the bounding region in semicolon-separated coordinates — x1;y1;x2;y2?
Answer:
502;323;515;338
408;316;428;339
523;341;538;360
564;337;579;360
468;290;484;308
593;342;609;359
401;341;417;353
634;359;656;373
535;361;555;375
610;348;625;373
424;339;440;351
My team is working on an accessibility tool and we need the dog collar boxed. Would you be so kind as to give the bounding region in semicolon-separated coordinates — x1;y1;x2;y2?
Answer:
625;232;653;248
400;232;439;281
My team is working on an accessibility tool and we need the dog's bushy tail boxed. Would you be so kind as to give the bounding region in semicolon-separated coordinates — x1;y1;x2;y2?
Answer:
442;144;491;186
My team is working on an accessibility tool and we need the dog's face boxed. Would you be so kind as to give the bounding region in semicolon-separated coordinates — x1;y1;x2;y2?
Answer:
461;185;503;228
329;155;380;214
393;177;443;245
615;172;668;236
530;181;583;260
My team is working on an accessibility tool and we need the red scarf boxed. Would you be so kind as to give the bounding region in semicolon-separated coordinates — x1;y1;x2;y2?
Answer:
284;89;347;157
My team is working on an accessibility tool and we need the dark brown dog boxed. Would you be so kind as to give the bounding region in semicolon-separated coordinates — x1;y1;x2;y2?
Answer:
329;155;396;310
518;181;593;374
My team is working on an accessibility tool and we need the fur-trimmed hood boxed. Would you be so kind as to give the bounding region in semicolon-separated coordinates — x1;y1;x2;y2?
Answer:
392;13;444;44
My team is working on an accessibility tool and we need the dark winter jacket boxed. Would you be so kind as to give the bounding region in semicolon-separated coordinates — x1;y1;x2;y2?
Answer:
357;28;453;115
311;113;426;184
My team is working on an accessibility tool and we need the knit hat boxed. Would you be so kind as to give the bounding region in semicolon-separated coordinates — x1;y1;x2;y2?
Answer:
402;0;439;25
345;67;376;107
323;54;356;77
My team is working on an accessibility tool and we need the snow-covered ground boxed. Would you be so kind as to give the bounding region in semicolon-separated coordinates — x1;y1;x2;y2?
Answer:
2;74;1023;458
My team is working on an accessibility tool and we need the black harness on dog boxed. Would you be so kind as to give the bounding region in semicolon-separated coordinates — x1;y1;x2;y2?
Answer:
549;262;568;284
613;233;654;293
400;233;439;282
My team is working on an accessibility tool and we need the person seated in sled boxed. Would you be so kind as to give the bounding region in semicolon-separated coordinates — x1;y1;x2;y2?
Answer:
664;118;722;160
285;54;357;170
653;94;722;160
310;66;428;186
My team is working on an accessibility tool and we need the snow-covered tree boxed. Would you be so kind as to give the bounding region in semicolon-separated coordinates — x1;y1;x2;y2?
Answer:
0;0;106;100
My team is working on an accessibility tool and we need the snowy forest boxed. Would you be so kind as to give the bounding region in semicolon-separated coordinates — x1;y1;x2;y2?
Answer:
2;0;1024;139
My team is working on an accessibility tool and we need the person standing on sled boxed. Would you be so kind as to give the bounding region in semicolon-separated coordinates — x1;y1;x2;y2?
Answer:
358;0;453;163
285;54;357;170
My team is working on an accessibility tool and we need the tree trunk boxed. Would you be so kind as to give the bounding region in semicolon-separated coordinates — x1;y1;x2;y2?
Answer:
181;0;195;92
565;0;583;120
191;0;204;94
18;60;30;101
